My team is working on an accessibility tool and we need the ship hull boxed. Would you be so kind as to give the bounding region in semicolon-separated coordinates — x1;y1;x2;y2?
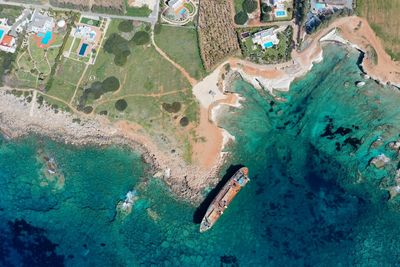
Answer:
200;167;249;232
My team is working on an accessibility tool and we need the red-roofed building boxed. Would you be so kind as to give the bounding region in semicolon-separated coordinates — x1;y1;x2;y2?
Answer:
0;34;16;53
1;35;14;46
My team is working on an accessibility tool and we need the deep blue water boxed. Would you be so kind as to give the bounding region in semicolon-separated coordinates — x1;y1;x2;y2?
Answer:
1;44;400;266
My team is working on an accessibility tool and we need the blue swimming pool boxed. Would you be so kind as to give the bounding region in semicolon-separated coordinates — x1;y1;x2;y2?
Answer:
315;3;326;10
79;43;88;56
0;29;4;41
275;10;287;17
38;31;52;45
179;8;187;15
263;42;274;49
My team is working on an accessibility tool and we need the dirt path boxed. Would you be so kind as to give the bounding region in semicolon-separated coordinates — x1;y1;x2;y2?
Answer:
29;90;37;117
151;32;198;87
69;63;90;105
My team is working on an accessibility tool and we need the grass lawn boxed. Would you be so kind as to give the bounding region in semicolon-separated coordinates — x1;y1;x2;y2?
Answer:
46;58;86;102
154;25;207;80
46;78;77;103
356;0;400;60
76;19;200;156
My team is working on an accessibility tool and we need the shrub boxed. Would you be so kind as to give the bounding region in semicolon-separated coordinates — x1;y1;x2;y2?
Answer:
180;117;189;127
115;99;128;111
102;76;120;91
83;106;93;114
118;20;133;32
132;31;150;45
243;0;257;13
104;33;131;66
234;11;248;25
162;102;181;113
80;77;120;106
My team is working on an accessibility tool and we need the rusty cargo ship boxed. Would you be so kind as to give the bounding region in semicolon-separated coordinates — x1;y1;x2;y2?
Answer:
200;167;250;232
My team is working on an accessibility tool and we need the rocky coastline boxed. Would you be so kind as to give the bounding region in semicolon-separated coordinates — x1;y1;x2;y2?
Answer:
0;89;224;204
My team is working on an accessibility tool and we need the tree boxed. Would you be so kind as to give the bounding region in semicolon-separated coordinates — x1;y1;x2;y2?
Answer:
261;3;272;14
243;0;257;14
234;11;248;25
102;76;120;91
118;20;133;32
115;99;128;111
132;31;150;45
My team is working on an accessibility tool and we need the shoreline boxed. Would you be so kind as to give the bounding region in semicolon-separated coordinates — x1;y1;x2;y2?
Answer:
1;16;399;205
0;89;223;204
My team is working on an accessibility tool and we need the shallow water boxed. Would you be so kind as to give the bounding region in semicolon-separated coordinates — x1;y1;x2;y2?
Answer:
1;44;400;266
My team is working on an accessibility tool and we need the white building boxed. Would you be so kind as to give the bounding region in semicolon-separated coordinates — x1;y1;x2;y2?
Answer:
252;28;280;49
27;9;54;33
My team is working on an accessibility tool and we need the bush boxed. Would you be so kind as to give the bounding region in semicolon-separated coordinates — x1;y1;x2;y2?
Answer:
115;99;128;111
83;106;93;114
261;3;272;14
79;77;120;107
104;33;131;66
243;0;257;13
102;76;120;91
118;20;133;32
162;102;181;113
132;31;150;45
180;117;189;127
234;11;248;25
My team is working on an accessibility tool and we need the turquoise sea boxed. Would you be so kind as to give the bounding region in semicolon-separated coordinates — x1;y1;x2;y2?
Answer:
1;44;400;266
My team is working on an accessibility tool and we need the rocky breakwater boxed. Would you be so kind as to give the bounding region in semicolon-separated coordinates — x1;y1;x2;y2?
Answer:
0;89;222;204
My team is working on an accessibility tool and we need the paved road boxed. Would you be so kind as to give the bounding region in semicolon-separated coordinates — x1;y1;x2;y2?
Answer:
0;0;160;25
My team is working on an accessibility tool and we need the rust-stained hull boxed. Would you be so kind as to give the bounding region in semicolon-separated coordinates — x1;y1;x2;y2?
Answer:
200;167;250;232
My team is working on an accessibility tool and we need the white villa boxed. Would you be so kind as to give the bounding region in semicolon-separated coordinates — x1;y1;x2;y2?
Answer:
252;28;279;49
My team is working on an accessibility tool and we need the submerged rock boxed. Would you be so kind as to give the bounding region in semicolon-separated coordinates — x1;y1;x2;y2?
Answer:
370;154;391;169
356;81;366;87
388;141;400;152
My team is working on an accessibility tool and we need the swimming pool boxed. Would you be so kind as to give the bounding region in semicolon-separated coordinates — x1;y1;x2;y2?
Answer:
38;31;52;45
79;43;88;56
275;10;287;17
263;42;274;49
0;29;4;42
315;3;326;10
179;8;187;16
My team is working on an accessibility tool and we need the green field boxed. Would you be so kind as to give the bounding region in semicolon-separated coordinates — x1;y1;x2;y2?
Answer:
47;57;86;102
356;0;400;61
80;17;101;26
73;19;199;156
154;25;207;80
